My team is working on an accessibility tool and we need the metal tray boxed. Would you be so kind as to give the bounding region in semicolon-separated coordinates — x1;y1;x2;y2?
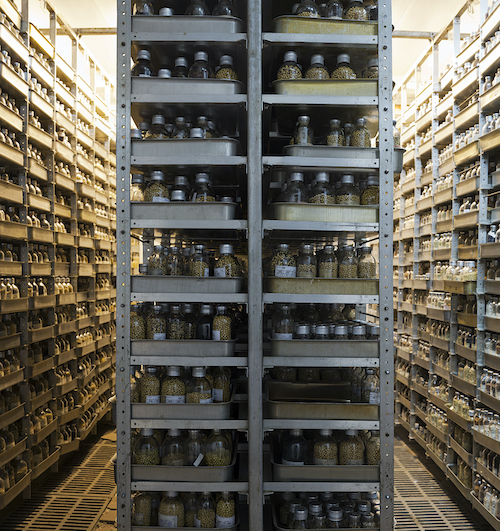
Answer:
132;77;245;95
267;380;351;402
268;399;379;420
132;449;236;482
131;339;236;357
272;15;377;35
272;79;377;97
270;338;379;358
132;15;245;33
131;202;236;221
270;203;378;223
272;506;374;531
284;144;377;160
131;523;238;531
132;276;244;293
265;277;378;296
131;390;234;420
132;138;241;159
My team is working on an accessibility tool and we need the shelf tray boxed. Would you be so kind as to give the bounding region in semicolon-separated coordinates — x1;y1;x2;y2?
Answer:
132;138;241;159
131;202;236;221
132;14;244;33
269;203;378;223
283;144;377;160
267;380;351;402
270;339;378;358
265;277;378;295
268;399;379;421
132;77;244;95
272;79;377;97
272;506;372;531
272;15;378;35
132;276;244;293
131;339;236;357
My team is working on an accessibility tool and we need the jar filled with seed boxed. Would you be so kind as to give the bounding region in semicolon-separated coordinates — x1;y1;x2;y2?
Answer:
173;56;189;77
393;120;401;148
131;174;145;202
282;428;307;465
164;246;183;276
196;304;213;339
296;323;311;339
309;172;334;204
161;366;186;403
132;491;152;526
279;171;309;203
352;117;371;147
196;116;215;139
297;244;317;278
344;0;368;20
182;304;196;339
339;429;365;465
134;428;160;465
196;492;216;528
351;324;367;340
130;304;146;339
313;429;338;465
144;170;169;202
216;54;238;80
215;244;240;277
324;0;343;18
270;243;296;277
331;54;357;79
161;428;185;466
277;51;302;81
216;491;236;527
318;245;338;278
189;244;210;277
362;369;380;404
159;491;185;527
140;366;161;403
146;305;166;340
280;492;295;526
148;245;168;275
361;175;379;205
298;366;321;381
365;431;380;465
185;429;205;466
205;428;232;466
166;304;185;340
273;304;294;339
213;366;231;402
358;243;376;278
305;54;330;79
343;122;354;146
145;114;169;139
296;0;320;17
274;366;297;381
183;492;198;527
326;119;343;146
188;51;214;78
187;366;213;403
191;172;215;202
213;304;232;340
292;115;314;145
339;246;358;279
336;174;360;205
364;57;378;79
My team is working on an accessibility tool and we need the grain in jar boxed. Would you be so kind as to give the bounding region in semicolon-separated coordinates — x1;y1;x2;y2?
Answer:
272;304;294;339
278;171;309;203
213;366;231;402
130;174;145;201
216;491;236;527
146;305;167;340
215;243;240;277
148;245;168;275
362;368;380;404
352;117;371;147
309;172;334;204
339;429;365;465
158;491;185;527
292;116;314;145
188;51;214;78
161;366;185;403
358;243;376;278
318;245;338;278
364;57;378;79
212;304;232;340
140;366;161;403
144;170;169;202
296;0;320;17
331;54;357;79
339;246;358;278
167;304;185;340
277;51;302;81
187;366;213;403
361;174;379;205
336;174;360;205
133;428;160;465
313;428;338;465
271;243;296;278
173;56;189;77
365;431;380;465
161;428;185;466
216;54;238;80
188;244;210;277
282;429;307;465
305;54;330;80
297;244;317;278
145;114;169;139
183;492;198;527
132;491;152;526
130;304;146;339
326;119;343;147
196;492;216;528
344;0;368;20
191;172;215;202
205;428;232;466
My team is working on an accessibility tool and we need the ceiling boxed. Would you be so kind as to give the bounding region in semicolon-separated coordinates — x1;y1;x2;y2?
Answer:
17;1;484;92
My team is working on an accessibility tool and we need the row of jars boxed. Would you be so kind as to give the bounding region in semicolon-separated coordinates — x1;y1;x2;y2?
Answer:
480;369;500;399
435;206;452;222
277;171;378;205
434;261;477;281
455;457;473;488
485;332;500;358
277;490;379;530
0;456;28;495
132;366;231;404
132;427;233;467
475;408;500;441
147;243;241;278
134;0;236;17
478;447;500;480
457;326;476;350
434;349;449;370
451;392;473;421
453;425;473;454
268;242;376;279
424;320;450;341
426;291;451;310
457;358;476;384
132;489;237;528
458;195;479;214
290;115;372;147
474;476;500;519
132;303;235;341
427;405;447;432
134;115;221;142
428;375;447;400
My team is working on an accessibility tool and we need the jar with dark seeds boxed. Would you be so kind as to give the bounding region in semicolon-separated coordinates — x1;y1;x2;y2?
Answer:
366;431;380;464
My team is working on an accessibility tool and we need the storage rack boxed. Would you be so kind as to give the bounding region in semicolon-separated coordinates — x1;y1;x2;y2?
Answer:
116;1;394;530
393;0;500;528
0;0;117;510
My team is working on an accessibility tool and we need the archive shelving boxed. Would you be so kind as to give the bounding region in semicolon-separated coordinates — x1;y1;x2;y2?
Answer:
0;0;116;510
117;1;395;530
393;0;500;528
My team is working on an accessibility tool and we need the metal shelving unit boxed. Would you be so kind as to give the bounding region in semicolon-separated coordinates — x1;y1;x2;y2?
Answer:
117;0;394;529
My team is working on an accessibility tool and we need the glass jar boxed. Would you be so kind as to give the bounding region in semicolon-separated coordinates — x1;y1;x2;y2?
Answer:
393;120;401;148
215;244;240;277
339;246;358;279
188;51;214;78
358;243;376;278
205;428;232;466
132;492;152;526
173;56;189;78
326;119;343;146
140;366;161;403
159;491;185;527
352;118;371;147
216;54;238;80
296;0;320;17
345;0;368;20
166;304;185;340
343;122;354;146
270;243;296;277
130;304;146;340
336;174;360;205
213;305;232;340
331;54;356;79
278;172;309;203
324;0;343;19
146;305;166;340
216;491;236;528
213;0;233;16
132;49;154;77
282;429;307;465
148;245;167;275
161;366;185;404
292;116;314;145
133;428;160;465
133;0;154;15
185;429;204;466
318;245;338;278
196;304;213;340
364;57;378;79
185;0;210;15
313;429;338;465
277;51;302;80
339;429;365;465
191;172;215;202
187;366;213;403
130;174;145;201
213;366;231;403
273;304;294;339
165;246;183;276
292;507;308;529
367;0;378;20
196;492;216;528
161;429;185;466
305;54;330;79
361;175;379;205
144;170;169;202
145;115;169;140
297;244;317;278
362;369;380;404
173;116;190;139
188;244;210;277
309;172;334;204
365;431;380;465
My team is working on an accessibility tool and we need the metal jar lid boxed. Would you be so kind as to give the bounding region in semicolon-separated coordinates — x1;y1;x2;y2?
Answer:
131;129;142;140
220;54;234;66
277;243;290;252
159;7;174;15
323;245;334;253
328;323;336;334
294;507;308;521
220;244;233;254
357;501;371;514
356;117;367;127
170;304;181;312
171;190;186;201
158;68;171;78
315;324;329;336
309;502;323;515
194;244;205;251
131;174;144;184
352;325;366;336
139;263;148;274
319;428;332;436
341;174;355;184
328;509;343;521
174;56;188;68
296;324;310;335
139;121;150;131
175;116;186;124
367;175;378;186
137;50;151;61
220;196;234;203
174;175;189;186
190;127;204;138
194;51;209;62
283;51;298;63
300;243;313;253
311;54;325;65
151;114;165;125
367;57;378;68
315;171;329;182
335;325;348;335
370;324;380;336
337;53;351;64
150;170;165;181
329;118;341;127
289;171;305;182
167;366;181;376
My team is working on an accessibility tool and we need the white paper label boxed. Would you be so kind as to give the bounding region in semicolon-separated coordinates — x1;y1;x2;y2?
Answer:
275;265;296;278
146;395;160;404
314;457;337;466
153;332;166;340
214;267;226;278
194;515;201;527
200;397;213;404
203;267;210;277
213;330;221;341
216;515;236;527
193;453;204;467
165;395;185;404
281;458;304;466
152;196;169;203
158;513;177;527
273;333;293;340
369;391;380;404
213;388;224;402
